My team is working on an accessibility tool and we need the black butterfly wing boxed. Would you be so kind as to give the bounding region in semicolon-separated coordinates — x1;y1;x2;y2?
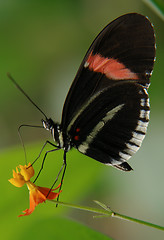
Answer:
61;13;155;132
67;82;150;171
60;13;155;171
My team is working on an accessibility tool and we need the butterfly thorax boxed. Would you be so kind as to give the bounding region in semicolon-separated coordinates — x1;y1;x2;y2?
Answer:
42;118;71;151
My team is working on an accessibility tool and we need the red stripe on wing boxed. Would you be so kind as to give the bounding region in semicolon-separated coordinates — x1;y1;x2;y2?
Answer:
86;51;138;80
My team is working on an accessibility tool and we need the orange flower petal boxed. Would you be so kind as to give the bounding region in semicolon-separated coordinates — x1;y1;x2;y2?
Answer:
18;183;62;217
18;184;47;217
37;186;61;200
18;194;36;217
26;181;46;204
32;188;47;205
47;191;61;200
53;183;61;191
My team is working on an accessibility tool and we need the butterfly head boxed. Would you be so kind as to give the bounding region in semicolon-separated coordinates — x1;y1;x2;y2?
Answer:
42;118;62;147
42;118;54;130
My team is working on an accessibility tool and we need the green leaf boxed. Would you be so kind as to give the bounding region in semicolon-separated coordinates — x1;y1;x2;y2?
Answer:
94;200;112;212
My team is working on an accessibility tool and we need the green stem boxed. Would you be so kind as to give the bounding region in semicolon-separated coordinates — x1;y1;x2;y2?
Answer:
49;199;164;231
112;212;164;231
49;199;110;215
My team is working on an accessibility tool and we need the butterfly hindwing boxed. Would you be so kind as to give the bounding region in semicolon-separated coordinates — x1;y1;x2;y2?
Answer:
68;82;149;170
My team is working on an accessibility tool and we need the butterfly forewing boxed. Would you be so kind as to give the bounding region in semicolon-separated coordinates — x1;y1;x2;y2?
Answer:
61;13;155;132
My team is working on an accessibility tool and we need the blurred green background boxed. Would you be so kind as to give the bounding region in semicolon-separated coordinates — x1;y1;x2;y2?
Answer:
1;0;164;239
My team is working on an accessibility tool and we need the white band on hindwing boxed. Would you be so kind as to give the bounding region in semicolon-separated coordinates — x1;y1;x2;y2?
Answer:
78;88;150;163
78;104;124;153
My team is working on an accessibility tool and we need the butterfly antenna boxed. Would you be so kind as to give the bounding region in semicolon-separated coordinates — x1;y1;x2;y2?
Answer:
18;125;27;164
7;73;48;119
18;124;44;164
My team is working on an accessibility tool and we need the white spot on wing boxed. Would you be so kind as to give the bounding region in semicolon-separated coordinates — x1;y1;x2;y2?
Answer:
126;143;139;153
132;131;145;141
140;95;149;108
141;98;146;107
139;109;150;119
119;151;131;161
129;136;141;147
105;159;122;166
135;120;149;133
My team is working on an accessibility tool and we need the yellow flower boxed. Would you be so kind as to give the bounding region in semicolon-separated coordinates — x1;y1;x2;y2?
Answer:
9;163;34;187
9;163;61;217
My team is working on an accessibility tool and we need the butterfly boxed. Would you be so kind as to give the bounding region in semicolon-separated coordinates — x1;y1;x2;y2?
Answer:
10;13;156;190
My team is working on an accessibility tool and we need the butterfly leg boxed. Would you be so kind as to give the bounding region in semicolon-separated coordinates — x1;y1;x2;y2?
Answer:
32;140;59;165
46;152;67;202
33;146;60;183
55;151;67;206
45;161;65;198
